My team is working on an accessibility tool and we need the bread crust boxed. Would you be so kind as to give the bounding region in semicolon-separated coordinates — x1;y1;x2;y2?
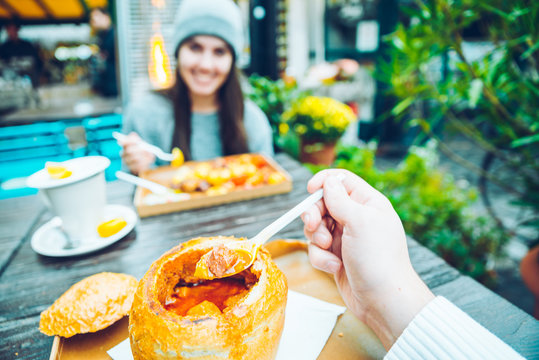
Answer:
129;236;288;360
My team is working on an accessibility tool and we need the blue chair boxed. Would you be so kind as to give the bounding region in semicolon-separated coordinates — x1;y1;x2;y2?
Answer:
0;122;73;199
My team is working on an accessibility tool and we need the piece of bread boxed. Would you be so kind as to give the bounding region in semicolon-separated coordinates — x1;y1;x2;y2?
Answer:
129;236;288;360
40;272;138;338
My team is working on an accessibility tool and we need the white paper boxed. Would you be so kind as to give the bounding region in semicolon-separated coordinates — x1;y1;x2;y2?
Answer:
107;339;132;360
108;290;346;360
275;291;347;360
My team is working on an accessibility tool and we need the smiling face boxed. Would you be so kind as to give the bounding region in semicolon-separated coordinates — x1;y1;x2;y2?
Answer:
177;35;234;102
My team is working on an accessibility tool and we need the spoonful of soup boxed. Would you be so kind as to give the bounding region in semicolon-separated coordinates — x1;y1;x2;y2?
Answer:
194;174;344;280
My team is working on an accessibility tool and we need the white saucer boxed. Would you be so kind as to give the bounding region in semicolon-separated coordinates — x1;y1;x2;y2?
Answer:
31;204;138;257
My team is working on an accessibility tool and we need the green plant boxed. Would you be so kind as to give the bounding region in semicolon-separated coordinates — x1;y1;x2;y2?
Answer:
307;143;508;286
281;96;357;144
246;75;308;151
381;0;538;239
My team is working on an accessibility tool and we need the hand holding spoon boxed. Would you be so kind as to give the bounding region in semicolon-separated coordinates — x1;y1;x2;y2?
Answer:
113;132;184;166
194;174;345;279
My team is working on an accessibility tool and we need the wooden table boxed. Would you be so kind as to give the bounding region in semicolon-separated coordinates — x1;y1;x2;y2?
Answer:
0;154;537;359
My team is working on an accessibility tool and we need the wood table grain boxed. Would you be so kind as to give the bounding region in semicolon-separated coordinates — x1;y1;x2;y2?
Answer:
0;154;537;359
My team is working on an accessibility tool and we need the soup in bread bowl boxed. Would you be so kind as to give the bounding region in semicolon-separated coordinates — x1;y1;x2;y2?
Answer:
128;236;288;359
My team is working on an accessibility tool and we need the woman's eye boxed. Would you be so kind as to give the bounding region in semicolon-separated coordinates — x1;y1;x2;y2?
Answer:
189;43;202;52
214;48;227;56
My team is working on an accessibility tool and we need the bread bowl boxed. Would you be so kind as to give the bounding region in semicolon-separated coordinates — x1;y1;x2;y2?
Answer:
128;236;288;359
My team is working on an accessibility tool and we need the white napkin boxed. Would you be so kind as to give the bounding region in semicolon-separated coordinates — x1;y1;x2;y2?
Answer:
276;290;346;360
108;290;346;360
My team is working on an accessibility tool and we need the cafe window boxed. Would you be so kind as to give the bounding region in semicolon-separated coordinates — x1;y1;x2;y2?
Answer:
0;1;121;122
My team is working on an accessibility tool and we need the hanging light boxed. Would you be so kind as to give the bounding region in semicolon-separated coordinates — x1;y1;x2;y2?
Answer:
148;29;173;89
151;0;166;8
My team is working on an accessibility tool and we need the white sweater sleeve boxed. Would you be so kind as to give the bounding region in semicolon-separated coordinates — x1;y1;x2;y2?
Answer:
384;296;525;360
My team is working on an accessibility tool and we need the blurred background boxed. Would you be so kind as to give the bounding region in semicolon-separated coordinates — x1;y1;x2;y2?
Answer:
0;0;537;319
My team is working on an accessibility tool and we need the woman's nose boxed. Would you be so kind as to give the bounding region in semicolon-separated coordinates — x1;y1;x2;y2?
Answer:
198;51;214;69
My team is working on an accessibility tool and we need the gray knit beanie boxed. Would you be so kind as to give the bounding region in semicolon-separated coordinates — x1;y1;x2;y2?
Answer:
171;0;244;60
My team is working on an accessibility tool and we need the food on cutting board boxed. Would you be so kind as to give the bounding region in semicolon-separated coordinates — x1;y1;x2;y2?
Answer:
169;154;287;195
136;153;292;215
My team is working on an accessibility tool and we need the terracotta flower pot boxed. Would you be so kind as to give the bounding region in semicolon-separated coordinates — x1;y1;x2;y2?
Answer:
520;245;539;320
299;140;337;166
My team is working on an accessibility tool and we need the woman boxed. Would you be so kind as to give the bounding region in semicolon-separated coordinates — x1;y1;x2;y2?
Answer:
121;0;273;175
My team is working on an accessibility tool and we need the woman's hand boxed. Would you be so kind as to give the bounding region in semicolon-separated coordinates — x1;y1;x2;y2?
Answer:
301;169;434;350
118;132;155;175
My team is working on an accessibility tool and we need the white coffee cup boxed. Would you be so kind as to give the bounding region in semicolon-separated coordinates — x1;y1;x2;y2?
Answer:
27;156;111;246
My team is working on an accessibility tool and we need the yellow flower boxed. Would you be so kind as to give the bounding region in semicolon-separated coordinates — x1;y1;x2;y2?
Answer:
296;124;308;135
284;96;357;142
279;123;289;135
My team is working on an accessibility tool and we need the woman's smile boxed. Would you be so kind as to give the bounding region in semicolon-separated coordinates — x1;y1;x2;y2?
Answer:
190;72;217;86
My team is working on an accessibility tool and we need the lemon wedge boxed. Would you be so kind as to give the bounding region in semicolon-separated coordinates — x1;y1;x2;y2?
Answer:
46;162;72;180
171;147;184;167
97;217;127;238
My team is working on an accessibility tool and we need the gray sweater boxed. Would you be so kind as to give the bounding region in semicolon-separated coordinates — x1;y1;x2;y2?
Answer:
122;92;274;164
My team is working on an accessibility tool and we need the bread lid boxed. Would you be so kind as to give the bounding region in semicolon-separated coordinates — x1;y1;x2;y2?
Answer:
40;272;138;338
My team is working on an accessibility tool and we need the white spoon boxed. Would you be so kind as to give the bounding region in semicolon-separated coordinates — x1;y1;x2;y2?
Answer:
112;132;176;162
194;186;331;279
115;171;170;195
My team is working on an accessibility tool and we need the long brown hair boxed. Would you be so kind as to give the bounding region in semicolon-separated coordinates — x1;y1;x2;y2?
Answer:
160;44;248;161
